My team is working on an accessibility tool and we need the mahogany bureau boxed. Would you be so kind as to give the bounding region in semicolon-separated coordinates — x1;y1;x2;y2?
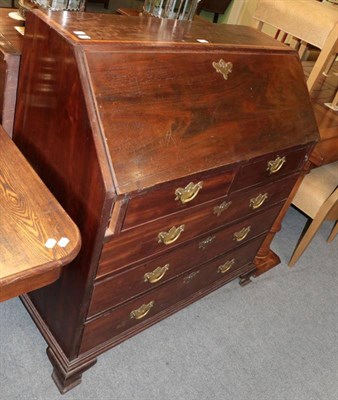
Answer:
13;10;319;393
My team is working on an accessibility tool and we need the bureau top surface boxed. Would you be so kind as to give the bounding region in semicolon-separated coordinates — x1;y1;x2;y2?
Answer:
37;9;289;50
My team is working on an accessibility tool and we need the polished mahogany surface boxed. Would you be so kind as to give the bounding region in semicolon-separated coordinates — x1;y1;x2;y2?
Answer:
38;10;293;47
13;10;319;393
0;125;80;302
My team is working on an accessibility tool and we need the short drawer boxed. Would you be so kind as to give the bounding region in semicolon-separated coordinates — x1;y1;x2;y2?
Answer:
122;167;236;230
82;252;256;353
232;146;309;191
89;235;265;316
97;203;283;278
211;173;298;225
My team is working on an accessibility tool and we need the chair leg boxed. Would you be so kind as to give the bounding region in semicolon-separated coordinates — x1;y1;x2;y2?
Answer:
327;221;338;243
288;213;327;267
307;27;337;94
289;189;338;267
298;41;308;60
255;21;263;31
331;90;338;108
323;53;336;76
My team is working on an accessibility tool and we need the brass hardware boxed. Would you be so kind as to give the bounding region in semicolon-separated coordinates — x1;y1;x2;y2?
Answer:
144;264;169;283
213;200;232;216
233;226;251;242
158;225;185;245
267;156;286;174
175;181;203;204
183;270;200;284
249;193;268;210
199;235;216;250
218;258;236;274
130;301;155;320
212;59;233;80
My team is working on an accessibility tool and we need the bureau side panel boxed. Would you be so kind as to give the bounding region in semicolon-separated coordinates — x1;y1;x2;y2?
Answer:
13;13;114;358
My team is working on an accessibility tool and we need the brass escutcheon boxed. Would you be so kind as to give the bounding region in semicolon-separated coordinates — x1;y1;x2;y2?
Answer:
249;193;268;210
233;226;251;242
199;235;216;250
267;156;286;174
130;301;155;320
218;258;236;274
212;59;233;80
144;264;170;283
213;200;232;216
183;271;200;284
175;181;203;204
158;225;185;245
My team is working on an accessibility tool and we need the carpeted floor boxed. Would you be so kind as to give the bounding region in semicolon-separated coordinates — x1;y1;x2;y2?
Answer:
0;206;337;400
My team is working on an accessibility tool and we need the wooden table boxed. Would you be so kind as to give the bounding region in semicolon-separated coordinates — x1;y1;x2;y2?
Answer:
0;125;81;302
0;8;24;137
303;61;338;166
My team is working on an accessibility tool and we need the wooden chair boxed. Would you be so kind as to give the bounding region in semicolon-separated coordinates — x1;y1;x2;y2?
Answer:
253;0;338;94
289;161;338;267
197;0;232;23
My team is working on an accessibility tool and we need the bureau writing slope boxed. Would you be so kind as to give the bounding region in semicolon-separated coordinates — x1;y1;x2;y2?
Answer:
13;10;319;393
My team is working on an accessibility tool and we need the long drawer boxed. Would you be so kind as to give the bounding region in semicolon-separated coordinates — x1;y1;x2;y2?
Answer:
99;187;287;276
82;248;257;353
89;234;265;317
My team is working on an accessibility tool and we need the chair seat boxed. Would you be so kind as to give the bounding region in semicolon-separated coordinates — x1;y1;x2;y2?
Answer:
253;0;337;49
292;161;338;218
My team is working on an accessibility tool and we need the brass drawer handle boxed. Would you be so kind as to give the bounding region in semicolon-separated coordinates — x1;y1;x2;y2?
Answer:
249;193;268;210
158;225;185;245
212;59;233;80
233;226;251;242
130;301;155;320
218;258;236;274
213;200;232;217
175;181;203;204
267;156;286;174
144;264;169;283
199;235;216;250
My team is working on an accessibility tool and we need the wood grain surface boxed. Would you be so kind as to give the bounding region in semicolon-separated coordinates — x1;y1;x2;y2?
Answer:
0;126;80;301
35;10;291;48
